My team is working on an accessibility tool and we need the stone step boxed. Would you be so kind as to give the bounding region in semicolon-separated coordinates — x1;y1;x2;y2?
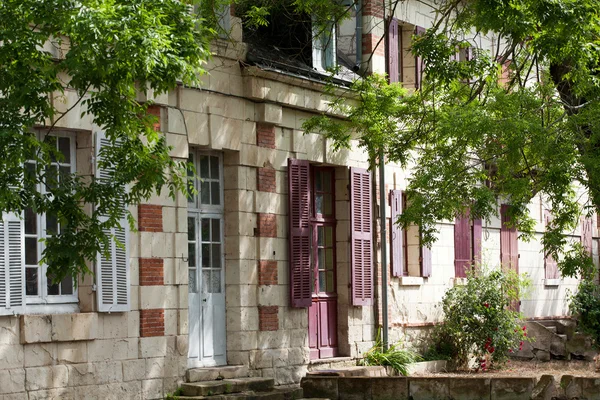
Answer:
557;334;568;341
545;326;558;334
187;365;250;383
180;377;275;397
307;366;387;377
174;384;301;400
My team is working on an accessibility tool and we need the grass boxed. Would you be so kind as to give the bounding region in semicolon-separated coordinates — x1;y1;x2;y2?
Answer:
359;331;422;376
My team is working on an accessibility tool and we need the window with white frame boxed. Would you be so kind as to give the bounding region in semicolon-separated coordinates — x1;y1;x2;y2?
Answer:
24;132;77;304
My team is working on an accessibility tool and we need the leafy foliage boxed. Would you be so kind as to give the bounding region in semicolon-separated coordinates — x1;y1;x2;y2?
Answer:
359;330;422;376
0;0;214;282
436;268;531;370
569;278;600;349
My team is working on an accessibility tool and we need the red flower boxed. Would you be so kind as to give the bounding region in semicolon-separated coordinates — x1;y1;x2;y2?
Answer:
488;346;495;353
524;333;527;337
509;349;513;353
484;303;489;308
522;326;526;331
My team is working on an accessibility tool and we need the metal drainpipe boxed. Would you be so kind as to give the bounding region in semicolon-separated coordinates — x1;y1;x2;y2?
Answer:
354;0;362;71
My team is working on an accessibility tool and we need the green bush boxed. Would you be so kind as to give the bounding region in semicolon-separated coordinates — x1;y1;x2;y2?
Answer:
569;278;600;348
359;331;422;376
435;267;531;370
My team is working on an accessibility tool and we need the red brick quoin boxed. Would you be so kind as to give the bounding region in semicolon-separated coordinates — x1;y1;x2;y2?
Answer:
258;260;278;286
259;306;279;331
256;123;275;149
140;309;165;337
256;213;277;237
139;258;164;286
257;167;276;193
138;204;163;232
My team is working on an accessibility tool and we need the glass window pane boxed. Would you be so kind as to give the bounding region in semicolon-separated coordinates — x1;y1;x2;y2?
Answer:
322;170;332;192
211;270;221;293
25;208;36;234
47;281;59;296
317;226;324;246
323;194;332;215
212;244;221;269
188;269;197;293
211;219;220;242
45;165;57;190
211;182;220;205
317;248;325;271
315;194;323;215
59;166;70;183
325;226;333;246
58;137;71;163
188;217;195;241
46;213;58;235
188;243;196;267
25;163;36;192
200;156;209;179
200;181;210;205
326;271;334;292
210;156;219;179
318;271;326;292
201;244;210;268
315;170;322;191
60;276;74;295
26;268;38;296
187;155;195;204
201;219;210;242
326;249;334;270
25;237;37;265
202;270;210;293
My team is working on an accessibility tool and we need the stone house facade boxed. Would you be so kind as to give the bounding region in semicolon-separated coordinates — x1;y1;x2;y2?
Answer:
0;1;596;399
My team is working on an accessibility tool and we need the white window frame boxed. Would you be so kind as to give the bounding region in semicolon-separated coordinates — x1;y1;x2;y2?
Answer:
25;130;78;306
188;152;224;214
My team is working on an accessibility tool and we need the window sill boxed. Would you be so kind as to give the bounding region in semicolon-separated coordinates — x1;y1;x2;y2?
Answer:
453;278;468;286
24;303;79;315
544;279;561;287
398;277;424;286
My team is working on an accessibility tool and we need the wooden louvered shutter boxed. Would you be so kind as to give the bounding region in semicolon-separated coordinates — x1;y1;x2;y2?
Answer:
389;190;403;277
288;159;312;307
95;131;130;312
415;26;426;89
581;216;593;256
388;18;399;83
420;234;432;278
500;204;518;272
454;212;471;278
473;218;482;265
544;210;559;279
350;168;373;306
0;212;25;315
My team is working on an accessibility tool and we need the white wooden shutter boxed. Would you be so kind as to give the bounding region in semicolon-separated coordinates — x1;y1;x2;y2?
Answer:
0;212;25;315
95;131;130;312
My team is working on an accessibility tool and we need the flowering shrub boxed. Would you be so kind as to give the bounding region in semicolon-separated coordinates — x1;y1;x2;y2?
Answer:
436;267;531;370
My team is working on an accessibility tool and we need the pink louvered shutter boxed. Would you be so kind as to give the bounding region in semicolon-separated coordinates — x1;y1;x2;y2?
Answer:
389;190;403;277
288;159;312;307
473;218;482;265
500;204;518;272
420;237;432;277
544;210;559;279
415;26;426;89
581;216;593;256
350;168;373;306
388;18;399;83
454;212;471;278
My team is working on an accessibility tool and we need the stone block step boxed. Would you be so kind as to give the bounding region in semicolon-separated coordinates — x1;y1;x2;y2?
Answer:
545;326;558;334
187;365;250;382
557;334;568;341
307;366;387;377
181;377;275;397
174;384;301;400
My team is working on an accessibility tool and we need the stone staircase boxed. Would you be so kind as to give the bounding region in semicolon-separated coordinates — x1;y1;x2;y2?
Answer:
513;319;597;361
176;365;320;400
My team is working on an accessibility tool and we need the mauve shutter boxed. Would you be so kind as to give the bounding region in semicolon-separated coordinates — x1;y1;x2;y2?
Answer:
581;216;593;256
288;158;312;307
544;210;559;279
473;218;482;265
389;190;403;277
500;204;518;271
415;26;426;89
454;212;471;278
350;167;373;306
388;18;399;83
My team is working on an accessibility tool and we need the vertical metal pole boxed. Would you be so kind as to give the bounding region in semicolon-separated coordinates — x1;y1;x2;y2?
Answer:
379;150;389;350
